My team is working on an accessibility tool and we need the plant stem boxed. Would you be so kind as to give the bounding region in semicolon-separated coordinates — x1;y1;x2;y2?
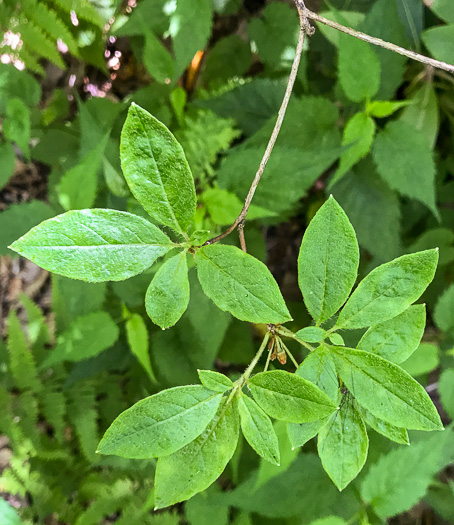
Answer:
275;325;315;352
279;339;300;369
242;331;271;382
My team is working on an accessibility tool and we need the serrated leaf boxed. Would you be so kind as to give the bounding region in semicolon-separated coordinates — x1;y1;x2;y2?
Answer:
372;120;439;218
298;197;359;324
198;370;233;393
338;33;380;102
249;370;337;424
125;313;155;381
196;244;291;324
357;304;426;363
295;327;327;344
434;283;454;335
332;346;443;431
330;113;375;186
358;406;408;444
154;397;239;508
98;385;222;459
9;209;173;283
145;252;190;329
238;395;280;466
317;396;368;490
336;249;438;329
41;311;119;367
120;104;196;234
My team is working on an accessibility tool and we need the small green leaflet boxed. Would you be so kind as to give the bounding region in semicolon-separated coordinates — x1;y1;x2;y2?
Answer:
3;97;31;160
238;394;280;466
249;370;337;424
145;252;190;329
336;249;438;329
125;312;155;382
198;370;233;393
98;385;222;459
154;397;239;509
120;104;196;234
197;244;292;324
358;406;409;445
317;395;369;490
298;197;359;324
9;209;173;283
295;326;327;343
331;347;443;431
357;304;426;363
366;100;411;118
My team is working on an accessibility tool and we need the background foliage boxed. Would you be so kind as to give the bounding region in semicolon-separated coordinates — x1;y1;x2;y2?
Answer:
1;0;454;523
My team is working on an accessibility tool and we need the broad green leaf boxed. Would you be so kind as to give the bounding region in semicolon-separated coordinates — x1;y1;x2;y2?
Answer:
9;209;173;283
317;396;368;490
439;368;454;419
358;406;409;444
434;283;454;334
338;33;380;102
154;397;239;509
400;84;439;148
429;0;454;22
198;370;233;393
298;197;359;324
41;311;119;367
400;343;439;377
249;370;337;424
143;29;174;83
145;252;190;329
196;244;291;324
366;100;410;118
238;395;280;466
0;141;15;191
336;249;438;329
3;98;31;160
372;120;439;218
357;304;426;363
330;113;375;186
332;346;443;430
360;428;453;518
125;313;155;382
295;326;327;344
422;24;454;64
287;417;329;450
98;385;222;459
120;104;196;234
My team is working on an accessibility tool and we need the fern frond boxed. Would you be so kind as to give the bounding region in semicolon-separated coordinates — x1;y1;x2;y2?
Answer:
17;47;46;75
13;390;41;447
19;292;50;356
67;381;98;462
16;19;66;69
47;0;105;29
40;381;66;443
7;311;41;392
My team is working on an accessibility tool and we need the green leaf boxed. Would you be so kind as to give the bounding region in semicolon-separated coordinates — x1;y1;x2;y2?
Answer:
0;497;23;524
338;33;380;102
329;333;344;346
317;10;365;47
125;313;155;382
422;24;454;64
0;141;15;191
429;0;454;22
439;368;454;419
317;396;369;490
336;249;438;329
98;385;222;459
330;113;375;186
249;370;337;424
366;100;411;118
358;406;409;444
154;397;239;509
295;327;327;344
196;244;291;324
360;428;453;518
41;311;119;367
434;283;454;334
308;519;347;525
120;104;196;234
3;98;31;160
298;196;359;324
372;120;439;218
287;418;329;450
357;304;426;363
198;370;233;393
332;346;443;431
9;209;173;283
400;343;439;377
145;252;190;329
400;84;439;148
238;395;280;466
143;29;174;83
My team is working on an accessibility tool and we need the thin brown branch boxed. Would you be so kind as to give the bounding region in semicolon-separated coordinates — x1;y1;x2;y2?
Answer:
300;3;454;74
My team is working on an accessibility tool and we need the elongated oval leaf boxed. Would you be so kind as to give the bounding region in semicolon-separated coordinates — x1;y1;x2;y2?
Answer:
238;395;280;465
97;385;222;459
358;406;409;445
154;398;239;509
357;304;426;363
336;249;438;329
249;370;337;424
9;209;173;283
287;418;329;450
332;347;443;431
317;397;369;490
145;251;190;329
198;370;233;393
197;244;292;324
298;196;359;324
126;313;155;382
120;103;196;234
295;326;327;343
